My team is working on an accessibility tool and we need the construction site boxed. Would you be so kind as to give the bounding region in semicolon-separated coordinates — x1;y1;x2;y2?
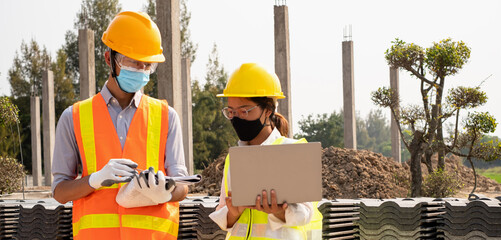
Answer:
1;0;501;239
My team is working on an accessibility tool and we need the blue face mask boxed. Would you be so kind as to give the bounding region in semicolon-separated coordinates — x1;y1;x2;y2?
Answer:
116;66;150;93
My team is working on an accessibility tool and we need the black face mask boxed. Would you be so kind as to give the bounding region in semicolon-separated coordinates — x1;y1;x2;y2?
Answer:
231;113;265;141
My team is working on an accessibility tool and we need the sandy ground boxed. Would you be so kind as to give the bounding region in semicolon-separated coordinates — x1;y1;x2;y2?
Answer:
453;186;501;199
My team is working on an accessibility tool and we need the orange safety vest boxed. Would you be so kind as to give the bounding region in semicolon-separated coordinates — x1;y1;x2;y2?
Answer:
72;93;179;240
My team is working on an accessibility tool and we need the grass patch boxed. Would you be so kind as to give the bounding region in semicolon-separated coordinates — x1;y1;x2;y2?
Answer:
477;167;501;183
481;173;501;183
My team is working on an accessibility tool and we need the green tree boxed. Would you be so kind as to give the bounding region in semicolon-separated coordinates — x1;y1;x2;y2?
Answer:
294;111;344;149
372;38;497;197
142;0;198;97
7;40;77;173
0;97;20;157
62;31;80;96
7;40;51;170
356;109;392;156
192;44;237;170
0;97;25;194
9;40;51;98
179;0;198;64
366;109;391;150
142;0;158;97
295;109;393;156
463;135;501;168
452;112;501;196
64;0;121;93
52;49;76;120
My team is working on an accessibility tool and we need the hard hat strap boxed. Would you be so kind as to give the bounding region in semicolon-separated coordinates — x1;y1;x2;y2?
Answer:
110;50;118;79
110;49;129;93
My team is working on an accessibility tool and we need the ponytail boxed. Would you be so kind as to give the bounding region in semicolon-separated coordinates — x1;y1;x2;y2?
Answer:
271;112;289;137
250;97;289;137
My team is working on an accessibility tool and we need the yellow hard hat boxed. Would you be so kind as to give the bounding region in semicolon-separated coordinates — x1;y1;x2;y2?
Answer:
102;11;165;63
217;63;285;99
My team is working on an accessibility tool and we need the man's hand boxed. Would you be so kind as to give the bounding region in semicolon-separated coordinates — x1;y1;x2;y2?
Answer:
88;158;137;189
137;167;175;204
116;167;175;208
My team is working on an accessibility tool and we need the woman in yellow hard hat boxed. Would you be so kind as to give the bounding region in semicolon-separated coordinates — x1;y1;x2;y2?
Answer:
209;63;322;239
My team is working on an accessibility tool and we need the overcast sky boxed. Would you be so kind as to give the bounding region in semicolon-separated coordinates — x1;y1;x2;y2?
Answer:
1;0;500;135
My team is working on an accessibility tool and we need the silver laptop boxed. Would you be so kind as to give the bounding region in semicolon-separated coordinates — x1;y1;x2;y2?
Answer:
229;142;322;206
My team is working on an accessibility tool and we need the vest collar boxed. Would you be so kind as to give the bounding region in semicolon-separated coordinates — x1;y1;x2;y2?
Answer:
101;82;142;108
237;128;282;146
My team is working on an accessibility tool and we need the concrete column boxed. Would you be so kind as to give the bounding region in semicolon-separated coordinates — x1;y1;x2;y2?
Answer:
78;29;96;100
390;67;401;163
43;70;55;186
181;58;193;175
30;96;42;186
274;4;293;137
156;0;183;124
342;41;357;149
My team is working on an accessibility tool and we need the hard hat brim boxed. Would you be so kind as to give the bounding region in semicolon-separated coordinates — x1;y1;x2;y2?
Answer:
216;93;285;99
130;53;165;63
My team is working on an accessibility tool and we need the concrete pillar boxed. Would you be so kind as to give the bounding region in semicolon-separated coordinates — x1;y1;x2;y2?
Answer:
43;70;55;186
274;4;293;137
181;58;193;175
30;96;42;186
390;67;401;163
156;0;183;124
78;29;96;100
342;41;357;149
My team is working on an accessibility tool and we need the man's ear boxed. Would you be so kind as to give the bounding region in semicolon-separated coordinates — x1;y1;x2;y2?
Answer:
104;51;111;67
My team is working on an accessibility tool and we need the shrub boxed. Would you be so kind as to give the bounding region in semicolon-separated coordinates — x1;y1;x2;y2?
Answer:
0;97;19;126
422;168;463;198
0;157;25;194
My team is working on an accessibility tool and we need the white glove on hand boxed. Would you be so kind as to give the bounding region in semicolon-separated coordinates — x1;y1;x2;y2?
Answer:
116;168;176;208
88;158;137;189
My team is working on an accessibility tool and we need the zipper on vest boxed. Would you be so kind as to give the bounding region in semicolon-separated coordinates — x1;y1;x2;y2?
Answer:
246;210;253;239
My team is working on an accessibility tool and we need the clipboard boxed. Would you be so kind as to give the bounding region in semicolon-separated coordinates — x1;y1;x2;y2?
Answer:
229;142;322;206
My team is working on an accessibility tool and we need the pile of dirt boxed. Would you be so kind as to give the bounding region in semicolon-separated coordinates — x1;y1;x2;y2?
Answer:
190;153;226;197
191;147;501;199
321;147;410;199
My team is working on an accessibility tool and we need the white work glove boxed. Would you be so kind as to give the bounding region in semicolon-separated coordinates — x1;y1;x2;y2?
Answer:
116;167;176;208
88;158;137;189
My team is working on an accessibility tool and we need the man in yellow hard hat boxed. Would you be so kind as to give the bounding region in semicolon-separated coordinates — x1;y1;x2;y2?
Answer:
51;11;188;240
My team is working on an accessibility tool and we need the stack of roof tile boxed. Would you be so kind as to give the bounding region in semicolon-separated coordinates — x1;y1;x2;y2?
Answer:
5;195;500;239
15;199;73;240
0;199;20;239
439;197;501;239
179;196;226;240
355;198;445;240
318;199;360;240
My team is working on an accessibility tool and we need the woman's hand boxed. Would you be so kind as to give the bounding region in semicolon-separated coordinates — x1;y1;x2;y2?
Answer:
256;189;288;222
226;191;254;228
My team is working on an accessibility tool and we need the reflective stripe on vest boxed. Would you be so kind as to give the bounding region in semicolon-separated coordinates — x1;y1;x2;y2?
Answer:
73;214;119;236
73;213;179;237
72;94;178;240
146;98;162;170
306;202;323;240
223;136;322;240
79;97;96;175
229;209;306;240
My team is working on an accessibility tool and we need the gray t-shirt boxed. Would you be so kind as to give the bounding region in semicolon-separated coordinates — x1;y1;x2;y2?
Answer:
51;84;188;193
